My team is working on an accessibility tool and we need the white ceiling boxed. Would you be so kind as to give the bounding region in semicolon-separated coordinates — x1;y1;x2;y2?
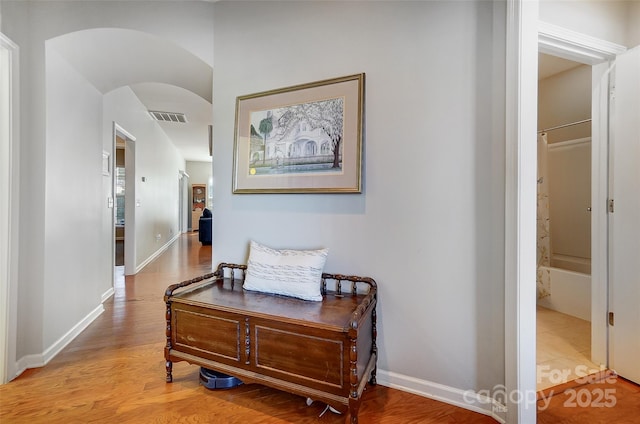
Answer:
132;82;213;161
48;28;213;162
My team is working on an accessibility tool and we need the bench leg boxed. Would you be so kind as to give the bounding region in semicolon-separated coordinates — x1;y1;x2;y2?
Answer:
348;399;360;423
347;409;358;423
166;360;173;383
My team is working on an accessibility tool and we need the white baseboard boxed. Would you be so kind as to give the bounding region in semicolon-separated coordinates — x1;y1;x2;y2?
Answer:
135;233;180;274
101;287;115;303
14;354;45;379
13;303;105;380
376;369;506;423
42;303;104;364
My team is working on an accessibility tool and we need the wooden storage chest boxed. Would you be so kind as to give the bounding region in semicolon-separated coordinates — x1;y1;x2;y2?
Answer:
164;263;378;423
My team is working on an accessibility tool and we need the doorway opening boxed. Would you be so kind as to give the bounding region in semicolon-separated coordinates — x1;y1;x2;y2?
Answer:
115;140;126;268
535;53;598;391
113;123;136;281
533;22;629;395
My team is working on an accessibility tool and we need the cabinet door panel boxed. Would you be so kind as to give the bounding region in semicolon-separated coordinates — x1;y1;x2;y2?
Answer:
254;324;344;389
174;308;241;363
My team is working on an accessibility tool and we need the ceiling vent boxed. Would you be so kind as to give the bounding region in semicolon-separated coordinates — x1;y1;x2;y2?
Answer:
148;110;188;123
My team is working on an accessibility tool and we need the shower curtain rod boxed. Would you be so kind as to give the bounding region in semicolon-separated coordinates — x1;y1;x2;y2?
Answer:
538;118;592;134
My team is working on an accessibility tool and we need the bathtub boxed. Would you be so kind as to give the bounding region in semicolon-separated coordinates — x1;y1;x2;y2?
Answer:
537;266;591;322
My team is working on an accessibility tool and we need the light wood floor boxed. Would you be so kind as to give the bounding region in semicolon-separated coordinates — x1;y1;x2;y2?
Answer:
1;233;638;423
537;306;601;391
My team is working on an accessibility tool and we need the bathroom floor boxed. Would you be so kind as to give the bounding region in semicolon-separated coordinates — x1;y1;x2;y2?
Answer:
537;305;602;391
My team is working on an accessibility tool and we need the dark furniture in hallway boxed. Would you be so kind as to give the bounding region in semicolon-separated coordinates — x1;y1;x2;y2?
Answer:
198;208;212;245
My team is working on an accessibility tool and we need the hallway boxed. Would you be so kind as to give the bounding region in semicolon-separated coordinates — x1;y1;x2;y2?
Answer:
1;233;638;423
0;233;494;423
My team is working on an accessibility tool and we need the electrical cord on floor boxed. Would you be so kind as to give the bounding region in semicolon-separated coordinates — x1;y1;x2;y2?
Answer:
306;398;341;417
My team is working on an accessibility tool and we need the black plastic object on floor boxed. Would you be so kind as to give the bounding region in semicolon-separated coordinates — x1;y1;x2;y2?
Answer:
199;367;243;389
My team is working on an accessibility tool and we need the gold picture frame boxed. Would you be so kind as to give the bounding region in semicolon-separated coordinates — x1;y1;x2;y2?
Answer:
232;73;364;194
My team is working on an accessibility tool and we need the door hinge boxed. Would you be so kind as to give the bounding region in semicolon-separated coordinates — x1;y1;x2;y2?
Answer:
608;198;614;213
609;312;614;326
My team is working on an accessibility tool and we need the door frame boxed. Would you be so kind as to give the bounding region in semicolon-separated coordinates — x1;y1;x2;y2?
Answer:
538;21;626;368
504;2;539;421
505;2;626;422
179;170;190;234
607;46;640;384
113;123;136;278
0;33;20;384
0;33;19;384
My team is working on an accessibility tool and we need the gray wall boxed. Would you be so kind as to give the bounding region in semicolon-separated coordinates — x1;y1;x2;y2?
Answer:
212;1;506;393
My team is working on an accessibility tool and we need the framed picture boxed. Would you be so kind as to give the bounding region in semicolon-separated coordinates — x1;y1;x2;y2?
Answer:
232;73;364;194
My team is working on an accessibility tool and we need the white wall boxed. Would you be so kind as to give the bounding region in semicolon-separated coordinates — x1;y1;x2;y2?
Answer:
538;65;592;269
212;1;506;396
1;0;47;361
547;141;592;265
103;87;185;271
538;64;591;143
629;1;640;47
43;47;106;349
539;0;635;47
186;161;212;193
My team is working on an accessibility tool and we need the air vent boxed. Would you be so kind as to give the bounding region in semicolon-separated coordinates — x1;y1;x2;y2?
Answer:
148;110;188;123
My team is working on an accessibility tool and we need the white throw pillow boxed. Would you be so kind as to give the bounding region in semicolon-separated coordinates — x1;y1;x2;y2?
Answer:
244;240;329;301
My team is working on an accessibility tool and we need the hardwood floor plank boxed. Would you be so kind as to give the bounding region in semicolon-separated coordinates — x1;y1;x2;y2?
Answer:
1;233;636;423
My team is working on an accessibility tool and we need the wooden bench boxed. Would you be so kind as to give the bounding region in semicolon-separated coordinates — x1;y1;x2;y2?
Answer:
164;262;378;423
